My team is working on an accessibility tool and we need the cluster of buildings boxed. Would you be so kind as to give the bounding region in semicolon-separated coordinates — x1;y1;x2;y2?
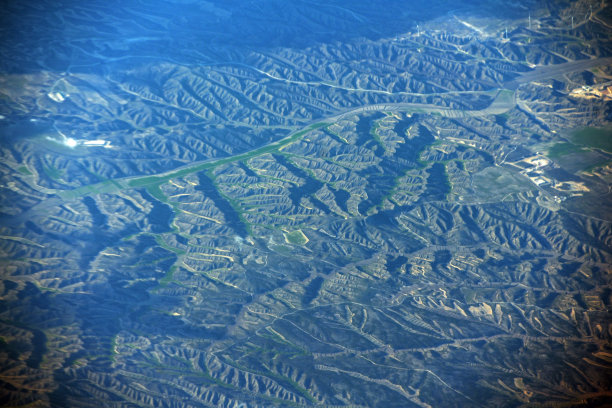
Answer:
515;155;553;187
570;83;612;100
510;154;589;199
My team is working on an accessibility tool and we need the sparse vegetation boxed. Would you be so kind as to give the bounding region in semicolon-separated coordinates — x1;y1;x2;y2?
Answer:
2;1;612;407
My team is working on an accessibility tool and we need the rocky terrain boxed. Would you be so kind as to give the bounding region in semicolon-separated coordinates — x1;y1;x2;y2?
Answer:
1;0;612;407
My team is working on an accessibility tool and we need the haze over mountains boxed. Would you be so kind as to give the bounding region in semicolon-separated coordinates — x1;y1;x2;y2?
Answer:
1;0;612;407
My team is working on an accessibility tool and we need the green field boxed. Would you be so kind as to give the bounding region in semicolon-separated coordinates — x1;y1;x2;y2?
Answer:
471;166;534;199
547;142;587;158
570;127;612;153
283;230;309;245
547;127;612;173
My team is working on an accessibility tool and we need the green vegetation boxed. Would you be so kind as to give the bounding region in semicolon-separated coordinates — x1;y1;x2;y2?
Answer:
547;128;612;172
43;165;63;180
128;123;330;189
548;127;612;162
270;244;294;255
471;166;534;198
71;359;86;367
283;230;308;245
571;127;612;153
324;127;349;144
5;2;612;405
547;142;587;158
17;166;32;175
370;118;386;151
145;183;168;204
154;236;185;255
155;266;177;289
494;89;515;105
58;179;123;200
57;123;330;203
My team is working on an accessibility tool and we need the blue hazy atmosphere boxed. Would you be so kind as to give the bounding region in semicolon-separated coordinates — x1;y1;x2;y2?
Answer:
1;0;612;407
